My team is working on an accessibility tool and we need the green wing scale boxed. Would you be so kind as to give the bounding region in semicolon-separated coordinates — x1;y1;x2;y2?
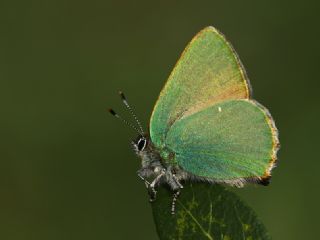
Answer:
166;100;278;182
150;26;251;148
149;26;279;183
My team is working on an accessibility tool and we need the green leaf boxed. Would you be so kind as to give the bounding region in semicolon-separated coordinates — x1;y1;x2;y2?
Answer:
152;183;271;240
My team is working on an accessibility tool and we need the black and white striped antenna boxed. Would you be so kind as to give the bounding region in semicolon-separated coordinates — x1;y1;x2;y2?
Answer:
118;91;144;134
108;91;144;135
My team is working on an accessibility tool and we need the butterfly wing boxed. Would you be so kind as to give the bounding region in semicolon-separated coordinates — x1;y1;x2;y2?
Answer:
150;26;251;148
165;100;279;182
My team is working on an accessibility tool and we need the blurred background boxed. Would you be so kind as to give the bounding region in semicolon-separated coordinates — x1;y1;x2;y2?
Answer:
0;1;319;239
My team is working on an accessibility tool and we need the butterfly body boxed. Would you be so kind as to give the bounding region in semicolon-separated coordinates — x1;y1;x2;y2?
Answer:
133;136;184;192
111;26;279;213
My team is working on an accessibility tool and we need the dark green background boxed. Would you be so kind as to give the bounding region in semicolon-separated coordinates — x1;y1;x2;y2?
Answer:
1;1;319;239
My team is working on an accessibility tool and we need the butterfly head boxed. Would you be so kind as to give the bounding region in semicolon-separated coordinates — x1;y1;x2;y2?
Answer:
132;135;148;154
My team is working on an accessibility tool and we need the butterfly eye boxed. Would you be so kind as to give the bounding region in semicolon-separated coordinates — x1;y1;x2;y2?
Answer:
137;138;146;151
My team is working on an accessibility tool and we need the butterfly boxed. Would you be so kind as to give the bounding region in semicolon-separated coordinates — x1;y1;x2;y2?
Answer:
109;26;280;214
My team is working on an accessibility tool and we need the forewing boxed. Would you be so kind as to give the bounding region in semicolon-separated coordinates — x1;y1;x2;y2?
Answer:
165;100;279;181
150;26;251;148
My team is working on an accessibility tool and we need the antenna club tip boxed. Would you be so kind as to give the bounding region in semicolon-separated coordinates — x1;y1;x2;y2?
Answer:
118;91;126;100
108;108;116;116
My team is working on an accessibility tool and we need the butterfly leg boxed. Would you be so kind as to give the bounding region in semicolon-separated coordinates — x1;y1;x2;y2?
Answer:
137;173;150;188
149;169;166;202
172;174;184;189
165;166;184;190
171;190;180;215
137;168;152;188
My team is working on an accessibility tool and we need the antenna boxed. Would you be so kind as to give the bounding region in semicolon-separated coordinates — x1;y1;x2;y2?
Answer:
108;108;143;135
118;91;144;134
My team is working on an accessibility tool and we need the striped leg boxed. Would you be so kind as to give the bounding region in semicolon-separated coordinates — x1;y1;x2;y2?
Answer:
149;169;166;202
171;190;180;215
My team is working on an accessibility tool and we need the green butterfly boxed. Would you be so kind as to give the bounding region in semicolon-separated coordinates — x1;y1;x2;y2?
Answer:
110;26;280;214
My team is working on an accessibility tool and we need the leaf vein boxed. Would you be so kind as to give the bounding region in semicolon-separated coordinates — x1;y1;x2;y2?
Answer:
178;200;214;240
